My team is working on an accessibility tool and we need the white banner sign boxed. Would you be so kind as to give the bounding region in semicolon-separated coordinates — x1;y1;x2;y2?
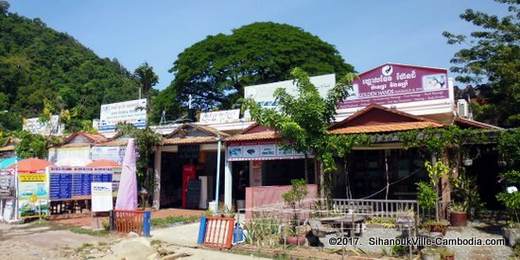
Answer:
91;182;113;212
227;143;311;161
91;146;126;165
244;74;336;108
23;115;64;136
99;99;147;131
199;109;240;124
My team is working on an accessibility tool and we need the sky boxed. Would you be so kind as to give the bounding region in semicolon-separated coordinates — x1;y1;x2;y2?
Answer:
9;0;507;90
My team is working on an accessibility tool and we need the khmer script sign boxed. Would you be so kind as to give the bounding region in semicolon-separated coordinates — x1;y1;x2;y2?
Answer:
338;63;450;109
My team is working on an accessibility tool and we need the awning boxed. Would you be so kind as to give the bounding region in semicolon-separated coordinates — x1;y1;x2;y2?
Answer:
0;157;18;169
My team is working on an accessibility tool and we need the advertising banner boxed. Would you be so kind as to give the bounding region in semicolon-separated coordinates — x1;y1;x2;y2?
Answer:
0;174;15;198
49;167;114;201
199;109;240;124
18;173;49;218
91;182;113;212
23;115;64;136
91;146;126;165
244;74;336;108
338;64;450;109
99;99;147;131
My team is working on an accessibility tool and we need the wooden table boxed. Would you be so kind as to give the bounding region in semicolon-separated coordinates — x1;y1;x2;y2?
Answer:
319;215;366;236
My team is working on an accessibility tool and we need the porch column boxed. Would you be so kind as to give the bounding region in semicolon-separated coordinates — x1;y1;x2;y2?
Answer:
152;145;162;209
224;148;233;210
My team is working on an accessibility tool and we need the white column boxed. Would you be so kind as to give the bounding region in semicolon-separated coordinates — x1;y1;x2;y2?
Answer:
152;145;162;209
224;147;233;210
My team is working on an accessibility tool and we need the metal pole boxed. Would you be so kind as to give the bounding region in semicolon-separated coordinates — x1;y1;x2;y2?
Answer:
14;156;19;221
215;136;222;213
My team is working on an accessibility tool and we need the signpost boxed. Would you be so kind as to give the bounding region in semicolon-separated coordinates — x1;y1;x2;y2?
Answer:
99;99;147;132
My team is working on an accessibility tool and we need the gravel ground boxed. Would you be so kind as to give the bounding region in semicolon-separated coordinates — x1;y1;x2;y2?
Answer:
319;222;512;259
0;221;109;259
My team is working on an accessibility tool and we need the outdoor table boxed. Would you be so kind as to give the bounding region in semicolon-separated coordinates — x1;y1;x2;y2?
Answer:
319;214;366;236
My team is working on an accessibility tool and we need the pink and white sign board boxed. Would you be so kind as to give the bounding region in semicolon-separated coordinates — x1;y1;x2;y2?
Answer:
337;63;452;113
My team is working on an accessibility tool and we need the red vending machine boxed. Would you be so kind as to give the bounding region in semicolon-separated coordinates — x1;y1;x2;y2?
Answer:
182;164;197;208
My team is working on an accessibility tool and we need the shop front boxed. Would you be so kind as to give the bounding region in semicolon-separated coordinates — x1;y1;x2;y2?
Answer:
223;124;317;210
156;124;228;210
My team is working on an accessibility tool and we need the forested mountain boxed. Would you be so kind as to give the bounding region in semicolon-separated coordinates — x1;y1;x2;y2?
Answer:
0;3;139;130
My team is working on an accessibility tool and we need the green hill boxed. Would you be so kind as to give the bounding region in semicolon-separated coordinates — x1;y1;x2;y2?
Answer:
0;4;138;130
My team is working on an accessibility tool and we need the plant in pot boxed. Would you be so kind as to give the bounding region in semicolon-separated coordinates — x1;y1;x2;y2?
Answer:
451;171;485;220
417;161;450;235
497;170;520;246
282;179;308;246
449;202;467;227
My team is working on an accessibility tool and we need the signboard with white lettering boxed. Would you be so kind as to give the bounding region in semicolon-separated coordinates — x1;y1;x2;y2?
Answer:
23;115;64;136
199;109;240;124
227;142;311;161
338;64;451;110
244;74;336;108
99;99;147;131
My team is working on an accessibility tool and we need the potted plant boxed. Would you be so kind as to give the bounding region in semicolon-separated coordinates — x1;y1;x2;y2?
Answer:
282;179;308;245
449;202;467;226
417;161;450;235
497;170;520;246
451;172;484;220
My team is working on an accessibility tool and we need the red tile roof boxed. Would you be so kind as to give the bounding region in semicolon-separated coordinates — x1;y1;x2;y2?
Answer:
225;130;279;142
329;121;443;134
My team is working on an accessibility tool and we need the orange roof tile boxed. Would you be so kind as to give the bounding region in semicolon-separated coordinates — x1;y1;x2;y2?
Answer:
225;130;279;142
329;121;443;134
163;136;219;145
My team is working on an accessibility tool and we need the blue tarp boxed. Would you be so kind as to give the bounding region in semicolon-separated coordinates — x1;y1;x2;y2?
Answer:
0;157;18;169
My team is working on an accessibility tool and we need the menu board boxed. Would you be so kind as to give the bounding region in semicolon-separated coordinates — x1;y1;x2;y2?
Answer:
49;167;113;201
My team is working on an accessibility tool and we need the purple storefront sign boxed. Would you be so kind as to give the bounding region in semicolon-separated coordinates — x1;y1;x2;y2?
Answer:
338;64;449;109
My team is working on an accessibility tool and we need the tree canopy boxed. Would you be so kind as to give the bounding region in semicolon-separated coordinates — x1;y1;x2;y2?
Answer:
443;0;520;127
164;22;354;115
0;6;139;131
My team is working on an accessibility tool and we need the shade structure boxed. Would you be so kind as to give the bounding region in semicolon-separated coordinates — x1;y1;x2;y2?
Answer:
0;157;18;169
9;158;52;173
86;159;121;168
115;138;138;210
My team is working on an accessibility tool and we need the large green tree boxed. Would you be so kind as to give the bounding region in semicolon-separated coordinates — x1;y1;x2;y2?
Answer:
164;22;354;114
0;4;139;130
443;0;520;127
